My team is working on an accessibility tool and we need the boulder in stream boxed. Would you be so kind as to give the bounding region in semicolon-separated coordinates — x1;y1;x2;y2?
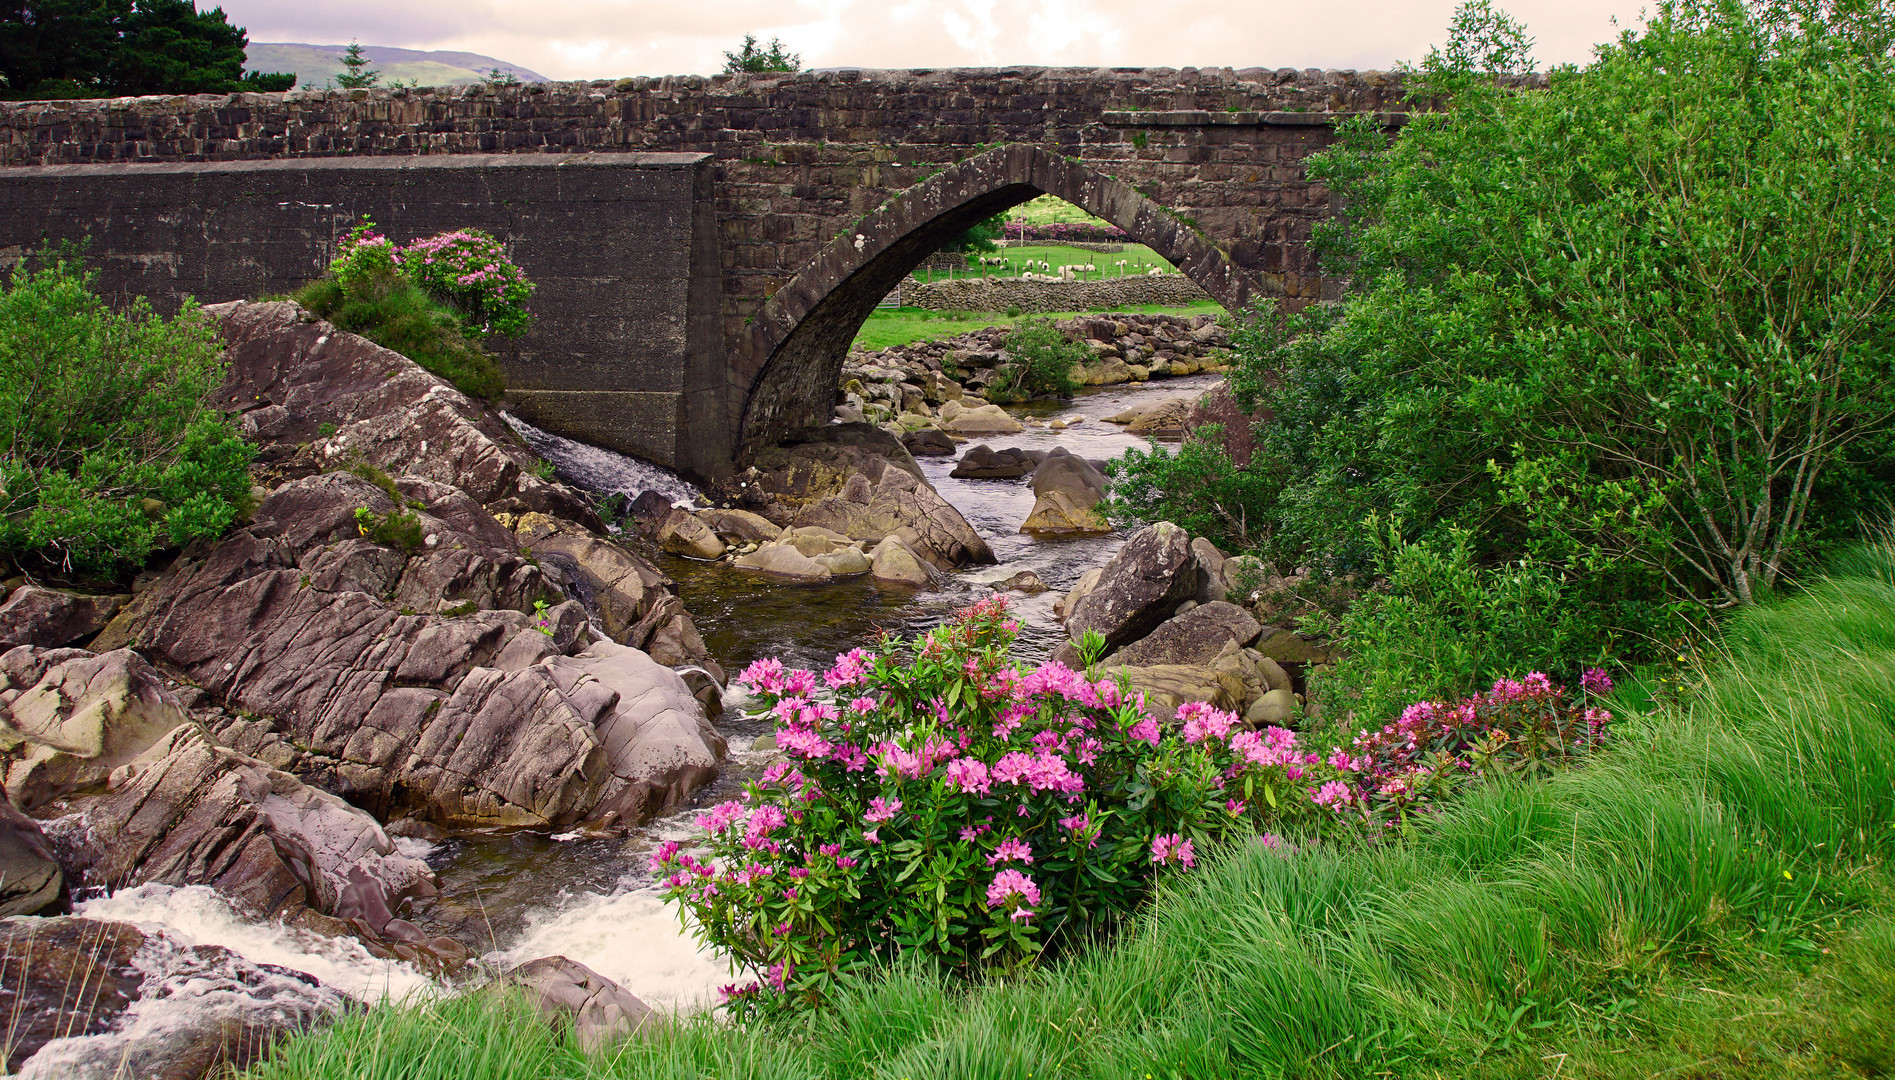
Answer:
1064;522;1202;654
503;956;653;1053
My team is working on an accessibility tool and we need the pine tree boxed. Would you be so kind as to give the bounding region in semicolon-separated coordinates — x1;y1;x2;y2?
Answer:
334;39;377;89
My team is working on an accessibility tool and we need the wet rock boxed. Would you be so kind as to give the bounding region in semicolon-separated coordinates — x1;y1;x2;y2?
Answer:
0;647;190;810
902;428;957;457
1020;448;1111;536
86;494;719;827
3;917;343;1080
698;508;782;544
503;955;652;1053
656;509;726;561
0;587;127;651
0;790;61;916
951;445;1041;479
732;543;833;582
206;300;599;528
815;548;872;576
738;424;993;570
87;724;436;928
512;513;710;666
627;490;676;539
1100;602;1262;669
995;570;1050;595
1064;522;1202;653
868;537;935;587
784;526;856;558
938;400;1024;436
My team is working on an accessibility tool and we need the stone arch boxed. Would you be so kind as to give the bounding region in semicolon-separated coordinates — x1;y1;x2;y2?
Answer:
730;144;1266;463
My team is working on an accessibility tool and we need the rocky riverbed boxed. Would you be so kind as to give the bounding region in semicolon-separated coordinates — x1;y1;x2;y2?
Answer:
0;301;1311;1074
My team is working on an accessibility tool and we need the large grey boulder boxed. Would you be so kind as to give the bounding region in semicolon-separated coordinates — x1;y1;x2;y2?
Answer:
938;401;1024;436
0;791;61;916
1112;663;1246;725
551;641;727;825
1065;522;1202;653
698;508;782;544
901;428;957;457
206;300;599;528
86;477;723;829
0;646;190;810
511;513;711;668
86;724;438;931
732;543;833;582
655;509;726;561
868;537;935;587
1020;447;1111;536
504;956;652;1053
1101;602;1262;669
737;424;993;570
0;587;127;651
951;445;1041;479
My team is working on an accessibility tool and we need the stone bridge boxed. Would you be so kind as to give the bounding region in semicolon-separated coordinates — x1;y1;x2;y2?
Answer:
0;67;1404;482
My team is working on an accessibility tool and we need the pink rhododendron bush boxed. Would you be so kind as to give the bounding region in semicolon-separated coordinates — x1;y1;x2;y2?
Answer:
655;597;1615;1012
332;219;535;338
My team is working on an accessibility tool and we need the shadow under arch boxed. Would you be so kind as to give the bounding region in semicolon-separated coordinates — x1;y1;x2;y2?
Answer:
729;143;1268;464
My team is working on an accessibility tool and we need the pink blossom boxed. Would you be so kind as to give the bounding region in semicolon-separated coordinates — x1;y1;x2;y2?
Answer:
985;868;1042;916
1581;667;1614;696
864;796;902;824
1128;718;1160;746
736;658;785;694
862;828;881;844
987;837;1033;866
696;799;747;834
647;840;682;872
1226;798;1247;815
848;695;879;713
944;756;992;795
1312;780;1355;808
1150;833;1195;868
1178;702;1238;744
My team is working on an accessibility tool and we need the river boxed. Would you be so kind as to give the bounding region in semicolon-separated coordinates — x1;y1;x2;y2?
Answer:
32;369;1219;1065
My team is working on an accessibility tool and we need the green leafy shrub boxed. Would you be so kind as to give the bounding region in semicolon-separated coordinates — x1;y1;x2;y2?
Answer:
0;255;253;578
655;597;1355;1014
352;506;423;554
1236;0;1895;611
1322;525;1657;724
293;223;507;402
987;317;1082;401
1106;427;1278;551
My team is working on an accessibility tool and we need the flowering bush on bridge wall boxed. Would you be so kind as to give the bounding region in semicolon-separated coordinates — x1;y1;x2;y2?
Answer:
332;220;536;340
655;596;1617;1015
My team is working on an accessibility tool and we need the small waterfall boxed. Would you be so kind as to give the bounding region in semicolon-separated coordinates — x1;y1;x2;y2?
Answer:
503;412;701;505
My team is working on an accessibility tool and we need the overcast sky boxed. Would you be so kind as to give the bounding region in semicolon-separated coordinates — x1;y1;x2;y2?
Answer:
220;0;1650;82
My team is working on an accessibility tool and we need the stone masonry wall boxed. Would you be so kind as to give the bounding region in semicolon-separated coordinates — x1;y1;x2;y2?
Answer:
0;66;1407;348
902;274;1212;312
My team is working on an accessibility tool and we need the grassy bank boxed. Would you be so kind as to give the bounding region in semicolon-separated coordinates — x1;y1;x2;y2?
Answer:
852;303;1224;351
247;538;1895;1079
912;243;1179;283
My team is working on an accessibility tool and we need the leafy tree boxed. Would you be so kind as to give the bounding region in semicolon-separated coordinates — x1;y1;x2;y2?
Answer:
940;212;1007;255
0;0;292;97
722;33;800;74
1226;0;1895;611
0;253;253;578
333;39;377;89
988;317;1083;401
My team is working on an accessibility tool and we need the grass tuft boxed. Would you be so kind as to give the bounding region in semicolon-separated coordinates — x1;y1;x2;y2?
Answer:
292;277;506;402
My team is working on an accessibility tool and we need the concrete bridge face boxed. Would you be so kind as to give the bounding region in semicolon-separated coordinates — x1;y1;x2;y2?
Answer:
0;67;1403;482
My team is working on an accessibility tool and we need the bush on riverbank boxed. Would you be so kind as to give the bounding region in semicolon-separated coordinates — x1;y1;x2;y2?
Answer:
0;254;253;578
1112;0;1895;714
242;529;1895;1078
292;221;523;401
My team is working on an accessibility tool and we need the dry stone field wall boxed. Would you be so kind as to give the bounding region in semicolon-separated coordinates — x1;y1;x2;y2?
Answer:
902;274;1213;312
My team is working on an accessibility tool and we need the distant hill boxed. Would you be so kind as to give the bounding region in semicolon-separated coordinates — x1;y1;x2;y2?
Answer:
245;44;547;90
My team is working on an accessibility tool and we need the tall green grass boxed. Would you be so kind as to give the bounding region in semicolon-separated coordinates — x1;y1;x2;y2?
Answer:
245;537;1895;1079
292;277;506;402
853;303;1224;351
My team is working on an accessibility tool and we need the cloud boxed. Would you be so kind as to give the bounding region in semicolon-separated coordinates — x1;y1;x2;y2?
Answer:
221;0;1644;81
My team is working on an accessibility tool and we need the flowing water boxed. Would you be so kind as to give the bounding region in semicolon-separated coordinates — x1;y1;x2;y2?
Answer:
16;371;1219;1068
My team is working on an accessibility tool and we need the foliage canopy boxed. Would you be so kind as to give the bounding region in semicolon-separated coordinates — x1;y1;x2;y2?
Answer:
0;0;294;98
0;254;252;577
